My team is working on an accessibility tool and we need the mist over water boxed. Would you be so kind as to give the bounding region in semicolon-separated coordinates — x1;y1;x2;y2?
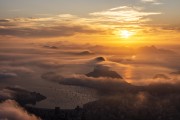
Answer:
0;40;180;109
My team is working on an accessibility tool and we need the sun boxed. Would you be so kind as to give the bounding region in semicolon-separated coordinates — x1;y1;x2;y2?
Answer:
120;30;134;38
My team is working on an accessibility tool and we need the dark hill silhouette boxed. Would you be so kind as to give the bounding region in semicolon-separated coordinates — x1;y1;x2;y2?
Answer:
86;66;123;79
94;57;106;62
170;70;180;75
78;50;94;55
138;45;176;54
0;87;46;105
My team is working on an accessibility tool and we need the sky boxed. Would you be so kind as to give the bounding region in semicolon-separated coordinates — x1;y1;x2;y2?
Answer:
0;0;180;45
1;0;180;23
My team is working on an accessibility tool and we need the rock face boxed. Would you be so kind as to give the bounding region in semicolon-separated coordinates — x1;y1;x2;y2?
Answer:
86;66;123;79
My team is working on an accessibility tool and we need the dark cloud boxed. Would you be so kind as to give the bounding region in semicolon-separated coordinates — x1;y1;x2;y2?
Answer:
137;45;176;54
161;25;180;31
0;19;9;22
0;25;103;38
0;19;17;27
0;72;17;79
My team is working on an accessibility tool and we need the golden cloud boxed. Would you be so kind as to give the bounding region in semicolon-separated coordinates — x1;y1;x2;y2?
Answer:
0;6;163;38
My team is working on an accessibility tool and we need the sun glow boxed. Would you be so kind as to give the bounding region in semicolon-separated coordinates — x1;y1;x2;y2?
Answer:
120;30;134;38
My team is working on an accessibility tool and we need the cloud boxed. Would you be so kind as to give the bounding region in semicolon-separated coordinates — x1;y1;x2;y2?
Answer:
0;72;17;79
0;66;34;74
0;24;101;38
160;25;180;31
89;6;161;28
137;45;176;54
141;0;163;5
0;14;105;38
0;66;34;83
0;19;9;22
0;5;161;38
153;74;170;80
41;71;131;95
41;67;180;94
141;0;156;2
0;100;41;120
0;38;180;113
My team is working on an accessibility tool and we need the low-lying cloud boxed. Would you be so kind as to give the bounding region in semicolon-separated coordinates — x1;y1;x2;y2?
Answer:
0;72;17;79
41;72;129;94
0;24;102;38
0;100;41;120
